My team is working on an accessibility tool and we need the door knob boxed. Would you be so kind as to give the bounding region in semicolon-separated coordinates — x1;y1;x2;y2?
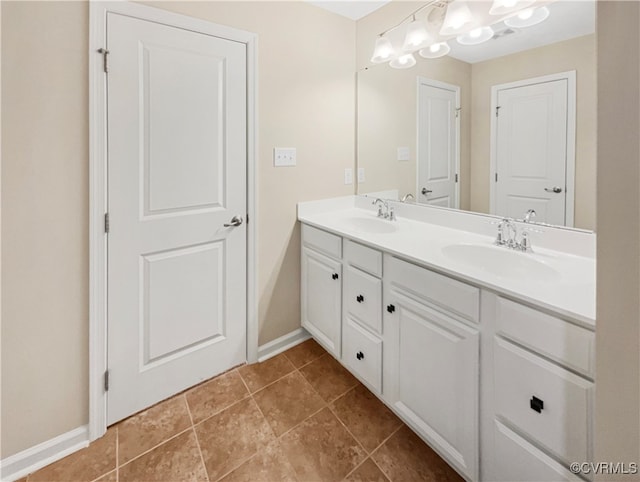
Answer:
421;188;433;195
224;215;244;227
544;187;562;193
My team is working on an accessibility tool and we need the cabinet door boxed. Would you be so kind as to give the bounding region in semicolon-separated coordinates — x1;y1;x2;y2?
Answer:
385;290;479;480
301;247;342;356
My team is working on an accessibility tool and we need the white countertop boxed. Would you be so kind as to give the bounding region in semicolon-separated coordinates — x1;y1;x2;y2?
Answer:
298;197;596;328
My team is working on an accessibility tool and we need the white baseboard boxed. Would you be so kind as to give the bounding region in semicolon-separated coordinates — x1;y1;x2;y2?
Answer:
257;327;311;362
0;425;89;482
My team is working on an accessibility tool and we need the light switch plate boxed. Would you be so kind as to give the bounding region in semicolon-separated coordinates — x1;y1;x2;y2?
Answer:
357;168;365;183
274;147;296;167
397;147;410;162
344;168;353;185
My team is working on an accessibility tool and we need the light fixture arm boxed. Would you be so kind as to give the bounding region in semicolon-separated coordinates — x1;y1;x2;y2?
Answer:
377;0;448;37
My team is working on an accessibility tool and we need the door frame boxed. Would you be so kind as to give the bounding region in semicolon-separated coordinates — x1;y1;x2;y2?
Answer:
89;1;258;442
489;71;576;226
416;76;461;209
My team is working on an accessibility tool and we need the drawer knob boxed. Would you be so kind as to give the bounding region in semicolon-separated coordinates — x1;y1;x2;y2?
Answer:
530;396;544;413
387;304;396;313
356;351;364;361
356;294;364;303
332;273;339;280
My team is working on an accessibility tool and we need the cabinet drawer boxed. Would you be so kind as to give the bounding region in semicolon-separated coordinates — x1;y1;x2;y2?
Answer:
496;296;594;377
345;240;382;277
386;256;479;323
491;420;582;482
302;224;342;259
494;337;593;464
345;266;382;334
342;317;382;393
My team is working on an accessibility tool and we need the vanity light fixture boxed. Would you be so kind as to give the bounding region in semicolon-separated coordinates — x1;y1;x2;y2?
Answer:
369;0;552;68
456;26;495;45
504;6;550;28
370;35;395;63
489;0;535;16
419;41;451;59
439;0;475;36
403;16;433;51
390;53;417;69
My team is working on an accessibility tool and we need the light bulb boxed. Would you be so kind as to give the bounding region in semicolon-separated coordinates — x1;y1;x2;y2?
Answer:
403;18;432;51
489;0;535;16
390;53;417;69
457;26;494;46
504;6;550;28
418;41;451;59
370;35;395;63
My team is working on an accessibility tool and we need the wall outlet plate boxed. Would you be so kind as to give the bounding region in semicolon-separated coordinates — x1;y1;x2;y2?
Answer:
358;168;365;183
274;147;296;167
344;168;353;185
397;147;410;162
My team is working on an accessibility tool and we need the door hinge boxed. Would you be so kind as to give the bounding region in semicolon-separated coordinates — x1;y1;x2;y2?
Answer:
455;107;461;119
495;172;499;182
104;370;110;392
98;48;110;73
246;213;249;224
455;173;459;183
496;106;501;117
104;213;110;233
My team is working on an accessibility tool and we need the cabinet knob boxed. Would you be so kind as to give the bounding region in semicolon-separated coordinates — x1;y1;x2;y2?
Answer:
387;304;396;313
332;273;339;280
356;294;364;303
530;396;544;413
356;351;364;361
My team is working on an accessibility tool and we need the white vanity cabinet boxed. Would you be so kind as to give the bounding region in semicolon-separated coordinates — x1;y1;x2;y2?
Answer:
384;255;480;481
301;224;343;356
481;293;595;482
299;219;595;482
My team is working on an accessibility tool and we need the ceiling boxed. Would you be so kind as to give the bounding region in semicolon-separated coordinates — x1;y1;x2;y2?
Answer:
307;0;391;20
309;0;595;64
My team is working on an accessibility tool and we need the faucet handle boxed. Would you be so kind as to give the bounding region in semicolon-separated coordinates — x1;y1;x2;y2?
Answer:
389;207;396;221
519;232;533;253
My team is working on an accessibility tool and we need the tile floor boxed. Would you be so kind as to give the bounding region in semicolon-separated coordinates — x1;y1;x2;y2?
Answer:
21;339;463;482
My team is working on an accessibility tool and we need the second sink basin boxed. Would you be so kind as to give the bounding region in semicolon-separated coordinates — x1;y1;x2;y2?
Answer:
441;244;560;282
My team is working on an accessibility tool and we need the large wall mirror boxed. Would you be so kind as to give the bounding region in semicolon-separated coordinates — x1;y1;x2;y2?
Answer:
356;0;596;231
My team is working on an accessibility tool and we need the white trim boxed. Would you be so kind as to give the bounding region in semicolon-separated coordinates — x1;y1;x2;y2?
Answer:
416;77;461;209
89;1;258;443
0;426;89;482
489;70;577;227
257;328;312;362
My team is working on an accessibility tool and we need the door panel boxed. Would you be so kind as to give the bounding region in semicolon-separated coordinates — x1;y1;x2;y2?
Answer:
495;79;568;224
417;81;459;208
107;12;247;424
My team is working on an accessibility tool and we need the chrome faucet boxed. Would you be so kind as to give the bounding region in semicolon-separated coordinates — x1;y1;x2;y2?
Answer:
523;209;537;223
495;217;533;252
372;198;395;221
401;193;415;203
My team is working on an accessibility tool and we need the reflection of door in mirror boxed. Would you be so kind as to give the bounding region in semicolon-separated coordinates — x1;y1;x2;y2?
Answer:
491;71;576;226
417;78;460;209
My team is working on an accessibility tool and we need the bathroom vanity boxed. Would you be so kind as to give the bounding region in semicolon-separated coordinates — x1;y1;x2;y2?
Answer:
298;195;595;482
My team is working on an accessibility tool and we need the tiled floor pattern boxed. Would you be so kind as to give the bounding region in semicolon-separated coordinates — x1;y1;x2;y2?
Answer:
21;340;463;482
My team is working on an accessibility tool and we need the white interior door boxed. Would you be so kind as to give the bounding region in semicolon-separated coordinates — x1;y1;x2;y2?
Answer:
494;77;571;225
417;79;459;208
106;12;247;424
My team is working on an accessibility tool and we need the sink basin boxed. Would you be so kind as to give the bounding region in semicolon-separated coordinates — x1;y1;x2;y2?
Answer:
441;244;560;281
343;217;397;234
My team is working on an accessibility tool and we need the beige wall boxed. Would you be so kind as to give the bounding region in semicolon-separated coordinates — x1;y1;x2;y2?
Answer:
470;34;596;230
1;0;356;458
595;2;640;478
